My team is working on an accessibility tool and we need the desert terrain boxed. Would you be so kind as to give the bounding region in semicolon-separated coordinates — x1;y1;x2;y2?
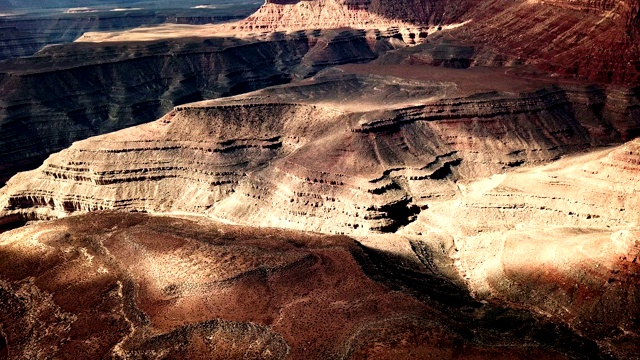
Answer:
1;0;639;358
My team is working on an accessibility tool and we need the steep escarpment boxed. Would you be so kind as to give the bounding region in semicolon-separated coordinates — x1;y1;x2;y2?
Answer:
0;30;399;185
232;0;428;43
0;0;637;358
76;0;639;84
1;72;638;234
231;0;640;83
4;0;637;184
441;0;640;84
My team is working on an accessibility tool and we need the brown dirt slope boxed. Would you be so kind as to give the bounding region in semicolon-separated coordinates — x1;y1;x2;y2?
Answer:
0;211;611;359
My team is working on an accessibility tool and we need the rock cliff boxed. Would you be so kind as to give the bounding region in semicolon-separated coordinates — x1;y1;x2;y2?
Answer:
1;70;638;234
215;0;640;84
73;0;640;83
1;0;639;357
231;0;427;44
2;0;637;182
443;0;640;84
0;30;400;185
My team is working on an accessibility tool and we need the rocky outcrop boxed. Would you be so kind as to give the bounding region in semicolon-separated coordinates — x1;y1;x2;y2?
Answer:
0;1;637;358
3;0;637;184
2;92;640;357
418;137;640;237
0;30;400;185
74;0;640;84
400;137;640;358
231;0;428;44
1;72;637;234
443;0;640;84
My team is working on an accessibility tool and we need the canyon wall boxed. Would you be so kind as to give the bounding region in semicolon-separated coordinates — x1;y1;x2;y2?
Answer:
73;0;640;83
1;1;639;357
0;30;398;185
1;73;638;234
2;0;638;184
234;0;640;83
1;71;639;357
444;0;640;84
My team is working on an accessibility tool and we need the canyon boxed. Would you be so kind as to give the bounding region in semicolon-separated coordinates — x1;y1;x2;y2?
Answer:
1;0;638;185
0;28;398;185
1;0;640;358
1;67;639;233
0;1;260;60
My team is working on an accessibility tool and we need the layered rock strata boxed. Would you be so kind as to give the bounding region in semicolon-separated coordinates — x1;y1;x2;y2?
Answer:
444;0;640;84
75;0;640;84
1;72;638;235
3;0;637;188
401;138;640;358
0;30;400;185
231;0;428;44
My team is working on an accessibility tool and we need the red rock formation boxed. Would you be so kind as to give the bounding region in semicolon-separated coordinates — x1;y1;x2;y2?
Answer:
233;0;426;41
234;0;639;83
447;0;640;84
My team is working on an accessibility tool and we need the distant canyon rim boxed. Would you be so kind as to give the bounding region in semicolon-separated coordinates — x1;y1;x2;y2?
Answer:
1;0;640;359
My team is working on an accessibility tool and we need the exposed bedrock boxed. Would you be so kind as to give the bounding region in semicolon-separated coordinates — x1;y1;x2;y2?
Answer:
0;29;400;185
401;138;640;358
385;0;640;84
442;0;640;85
1;73;638;235
231;0;640;84
233;0;428;43
74;0;639;84
411;137;640;239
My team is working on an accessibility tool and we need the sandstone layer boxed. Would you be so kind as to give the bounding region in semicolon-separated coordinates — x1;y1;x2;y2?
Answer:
1;69;638;234
0;29;401;185
2;0;637;188
443;0;640;84
0;211;612;359
402;137;640;358
2;65;640;357
76;0;640;84
1;0;639;357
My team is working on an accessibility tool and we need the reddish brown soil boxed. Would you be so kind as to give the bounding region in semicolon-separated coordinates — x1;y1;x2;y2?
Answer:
0;212;612;359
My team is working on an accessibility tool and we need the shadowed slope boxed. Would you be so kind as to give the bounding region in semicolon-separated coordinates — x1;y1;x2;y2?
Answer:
0;29;402;185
